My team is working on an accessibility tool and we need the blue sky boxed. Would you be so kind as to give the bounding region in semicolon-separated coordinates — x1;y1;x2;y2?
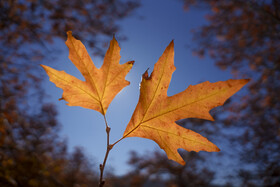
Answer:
43;0;234;176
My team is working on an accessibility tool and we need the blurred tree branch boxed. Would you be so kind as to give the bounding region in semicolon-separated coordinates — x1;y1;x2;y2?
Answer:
0;0;140;107
183;0;280;186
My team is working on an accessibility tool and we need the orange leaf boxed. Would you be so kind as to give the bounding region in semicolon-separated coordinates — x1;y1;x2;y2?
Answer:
41;31;134;115
123;41;249;165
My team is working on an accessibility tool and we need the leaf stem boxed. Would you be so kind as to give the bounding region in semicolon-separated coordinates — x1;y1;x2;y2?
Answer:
99;115;113;187
111;136;124;147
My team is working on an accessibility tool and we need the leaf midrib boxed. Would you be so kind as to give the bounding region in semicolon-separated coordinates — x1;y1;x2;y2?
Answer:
141;87;228;124
100;40;115;101
123;48;172;138
69;37;104;110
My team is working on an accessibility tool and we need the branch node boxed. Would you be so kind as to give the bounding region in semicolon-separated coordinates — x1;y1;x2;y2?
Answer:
106;126;111;133
108;144;113;150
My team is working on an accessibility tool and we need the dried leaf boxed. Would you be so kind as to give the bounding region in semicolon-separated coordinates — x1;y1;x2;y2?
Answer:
41;31;134;115
123;41;249;165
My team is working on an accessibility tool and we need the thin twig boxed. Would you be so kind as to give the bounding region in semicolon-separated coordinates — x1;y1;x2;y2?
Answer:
111;136;124;147
99;115;114;187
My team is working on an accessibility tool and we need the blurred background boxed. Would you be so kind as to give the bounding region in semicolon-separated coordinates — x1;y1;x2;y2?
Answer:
1;0;279;186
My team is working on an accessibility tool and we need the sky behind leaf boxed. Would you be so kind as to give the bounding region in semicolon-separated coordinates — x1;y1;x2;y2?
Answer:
43;0;234;176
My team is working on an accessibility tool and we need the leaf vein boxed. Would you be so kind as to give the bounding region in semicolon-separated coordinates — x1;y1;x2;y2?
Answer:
142;125;210;147
141;88;228;124
49;71;99;102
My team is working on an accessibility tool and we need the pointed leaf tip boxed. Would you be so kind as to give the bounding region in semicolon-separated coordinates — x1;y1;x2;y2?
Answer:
142;68;150;80
128;60;135;65
169;40;174;48
244;79;250;83
67;31;72;37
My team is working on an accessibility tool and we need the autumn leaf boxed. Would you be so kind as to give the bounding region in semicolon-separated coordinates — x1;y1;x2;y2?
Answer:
123;41;249;165
41;31;134;115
